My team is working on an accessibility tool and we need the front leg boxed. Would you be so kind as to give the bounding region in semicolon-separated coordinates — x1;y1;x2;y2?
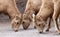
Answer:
46;17;51;32
53;4;60;33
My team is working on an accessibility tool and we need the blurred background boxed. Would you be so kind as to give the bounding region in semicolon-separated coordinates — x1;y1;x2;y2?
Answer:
16;0;27;13
0;0;27;21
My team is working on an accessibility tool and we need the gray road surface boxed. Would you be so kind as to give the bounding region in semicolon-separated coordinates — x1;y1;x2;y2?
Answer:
0;21;60;37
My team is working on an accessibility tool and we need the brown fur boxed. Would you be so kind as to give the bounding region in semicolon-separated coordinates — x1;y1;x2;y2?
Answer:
0;0;22;32
35;0;54;33
53;0;60;33
22;0;42;29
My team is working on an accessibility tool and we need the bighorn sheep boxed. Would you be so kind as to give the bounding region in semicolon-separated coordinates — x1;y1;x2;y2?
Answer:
0;0;22;32
22;0;42;29
35;0;54;33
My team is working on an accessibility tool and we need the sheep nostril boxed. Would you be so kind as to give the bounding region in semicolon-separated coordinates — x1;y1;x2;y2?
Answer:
39;32;43;33
14;30;18;32
23;22;25;24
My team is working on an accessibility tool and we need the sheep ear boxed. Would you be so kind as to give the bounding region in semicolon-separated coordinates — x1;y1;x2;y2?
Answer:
15;15;19;20
41;21;47;25
39;21;45;24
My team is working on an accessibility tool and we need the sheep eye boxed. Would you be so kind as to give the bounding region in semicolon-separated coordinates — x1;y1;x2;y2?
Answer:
39;24;40;26
17;22;19;24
